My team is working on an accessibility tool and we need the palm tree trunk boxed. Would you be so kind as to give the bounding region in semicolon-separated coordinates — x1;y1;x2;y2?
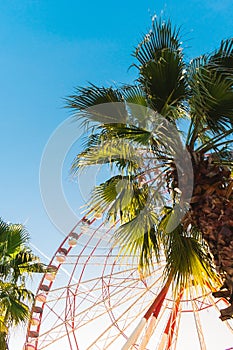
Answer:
187;157;233;319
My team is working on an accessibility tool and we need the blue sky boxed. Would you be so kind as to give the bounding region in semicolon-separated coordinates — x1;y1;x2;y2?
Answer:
1;1;233;348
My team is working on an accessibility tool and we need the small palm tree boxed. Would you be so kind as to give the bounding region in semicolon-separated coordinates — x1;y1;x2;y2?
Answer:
67;19;233;320
0;219;45;349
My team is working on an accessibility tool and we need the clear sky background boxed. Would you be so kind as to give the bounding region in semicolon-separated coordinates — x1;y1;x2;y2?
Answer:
0;1;233;349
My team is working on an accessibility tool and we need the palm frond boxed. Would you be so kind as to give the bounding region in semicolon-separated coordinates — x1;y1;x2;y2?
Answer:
101;123;152;145
134;18;181;65
0;220;9;242
0;219;45;348
66;84;127;128
88;176;123;215
0;331;8;350
156;208;220;293
113;208;160;271
194;125;233;155
108;181;150;223
209;38;233;73
120;84;152;129
162;224;220;293
0;220;29;257
121;84;147;106
0;282;33;326
3;298;30;326
6;224;29;255
88;175;150;223
10;251;45;282
133;19;187;117
71;138;143;174
138;49;187;116
189;59;233;136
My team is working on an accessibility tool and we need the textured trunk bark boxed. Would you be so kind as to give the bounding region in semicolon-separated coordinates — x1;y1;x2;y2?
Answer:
189;157;233;320
168;152;233;319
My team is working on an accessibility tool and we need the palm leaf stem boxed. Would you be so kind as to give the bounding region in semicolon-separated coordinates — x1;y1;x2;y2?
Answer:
196;129;233;153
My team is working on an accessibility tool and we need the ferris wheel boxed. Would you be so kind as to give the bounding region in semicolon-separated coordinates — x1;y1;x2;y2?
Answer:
24;215;233;350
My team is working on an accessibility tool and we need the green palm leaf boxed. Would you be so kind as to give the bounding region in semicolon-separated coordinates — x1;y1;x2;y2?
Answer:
209;38;233;73
0;218;46;348
163;226;220;293
113;208;160;270
134;19;181;64
72;137;143;174
121;85;147;106
189;66;233;132
134;18;188;117
0;222;28;255
66;84;127;127
88;175;150;222
138;49;187;116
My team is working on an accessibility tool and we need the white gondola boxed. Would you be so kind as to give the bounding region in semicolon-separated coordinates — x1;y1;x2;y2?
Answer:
31;317;40;326
25;344;36;350
56;253;66;263
45;273;56;281
36;293;47;303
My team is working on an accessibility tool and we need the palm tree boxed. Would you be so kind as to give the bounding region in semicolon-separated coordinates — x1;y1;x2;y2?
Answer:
0;218;45;349
67;19;233;320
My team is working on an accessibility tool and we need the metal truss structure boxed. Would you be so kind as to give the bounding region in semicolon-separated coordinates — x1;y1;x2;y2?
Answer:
24;216;233;350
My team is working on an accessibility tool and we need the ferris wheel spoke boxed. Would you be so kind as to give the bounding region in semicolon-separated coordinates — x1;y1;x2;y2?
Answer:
155;289;183;350
208;293;233;333
190;289;207;350
122;278;171;350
